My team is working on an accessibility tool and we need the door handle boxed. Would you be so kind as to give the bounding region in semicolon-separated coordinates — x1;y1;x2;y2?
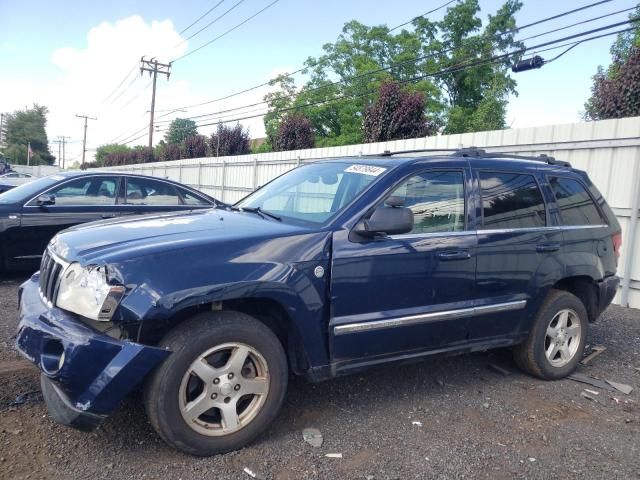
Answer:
437;250;471;261
536;243;560;253
101;214;117;219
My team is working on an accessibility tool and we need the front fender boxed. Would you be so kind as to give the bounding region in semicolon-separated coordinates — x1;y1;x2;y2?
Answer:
114;231;333;369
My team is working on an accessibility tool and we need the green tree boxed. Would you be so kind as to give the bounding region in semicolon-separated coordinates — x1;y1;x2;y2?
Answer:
95;143;131;166
164;118;198;145
262;0;522;145
412;0;523;133
263;74;297;149
3;104;55;165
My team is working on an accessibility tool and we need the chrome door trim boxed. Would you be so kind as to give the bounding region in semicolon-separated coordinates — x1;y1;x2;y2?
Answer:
333;300;527;336
479;225;608;235
389;224;607;241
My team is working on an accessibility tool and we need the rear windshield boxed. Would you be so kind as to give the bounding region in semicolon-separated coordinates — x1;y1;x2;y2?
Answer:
0;176;61;203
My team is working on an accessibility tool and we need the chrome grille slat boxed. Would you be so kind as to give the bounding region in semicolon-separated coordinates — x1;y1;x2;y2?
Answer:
38;248;66;307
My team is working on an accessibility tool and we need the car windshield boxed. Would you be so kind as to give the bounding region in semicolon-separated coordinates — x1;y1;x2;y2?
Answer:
0;175;62;203
236;161;387;225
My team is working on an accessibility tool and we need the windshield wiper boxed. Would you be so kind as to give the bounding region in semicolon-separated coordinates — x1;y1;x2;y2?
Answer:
240;206;281;221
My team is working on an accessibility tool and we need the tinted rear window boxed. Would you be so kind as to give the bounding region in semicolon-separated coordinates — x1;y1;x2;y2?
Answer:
480;172;546;229
549;176;603;226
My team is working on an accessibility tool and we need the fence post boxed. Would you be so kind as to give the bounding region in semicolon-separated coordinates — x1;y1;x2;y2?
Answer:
179;163;183;183
252;158;258;190
220;161;226;202
198;163;202;189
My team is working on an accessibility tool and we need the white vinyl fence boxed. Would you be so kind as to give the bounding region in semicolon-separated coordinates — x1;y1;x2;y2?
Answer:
105;116;640;309
12;164;61;177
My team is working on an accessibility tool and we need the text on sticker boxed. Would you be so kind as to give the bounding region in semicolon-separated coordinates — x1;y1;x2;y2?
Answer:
344;164;387;176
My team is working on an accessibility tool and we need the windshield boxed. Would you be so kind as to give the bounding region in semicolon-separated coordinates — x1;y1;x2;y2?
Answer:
236;162;387;225
0;175;62;203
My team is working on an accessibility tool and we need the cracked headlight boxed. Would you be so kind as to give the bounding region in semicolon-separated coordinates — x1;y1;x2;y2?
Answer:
56;263;125;321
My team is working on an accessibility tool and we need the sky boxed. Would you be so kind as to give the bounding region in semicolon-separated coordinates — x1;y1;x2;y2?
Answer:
0;0;637;166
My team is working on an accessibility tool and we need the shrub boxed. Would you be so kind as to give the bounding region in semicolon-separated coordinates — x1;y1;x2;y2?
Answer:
362;81;437;142
183;135;208;159
275;114;315;151
208;124;251;156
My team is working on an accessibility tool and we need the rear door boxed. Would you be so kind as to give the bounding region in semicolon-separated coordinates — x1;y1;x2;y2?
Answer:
546;175;611;274
330;163;477;366
17;175;121;259
471;168;562;341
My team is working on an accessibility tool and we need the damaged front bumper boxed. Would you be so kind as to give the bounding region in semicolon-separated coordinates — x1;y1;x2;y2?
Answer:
15;273;170;430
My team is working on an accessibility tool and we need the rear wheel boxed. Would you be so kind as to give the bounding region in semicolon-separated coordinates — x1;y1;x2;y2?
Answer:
144;310;288;456
514;289;587;379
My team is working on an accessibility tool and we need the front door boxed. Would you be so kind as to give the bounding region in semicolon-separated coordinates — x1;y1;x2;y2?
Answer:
17;175;121;260
329;167;476;368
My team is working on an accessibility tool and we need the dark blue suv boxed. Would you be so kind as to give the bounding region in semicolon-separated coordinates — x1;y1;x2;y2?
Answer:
16;149;621;456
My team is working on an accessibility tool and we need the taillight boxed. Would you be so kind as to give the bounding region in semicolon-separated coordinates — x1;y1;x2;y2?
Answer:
612;232;622;261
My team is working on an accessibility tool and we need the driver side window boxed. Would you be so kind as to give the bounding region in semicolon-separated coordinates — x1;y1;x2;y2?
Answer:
388;170;465;234
46;177;118;206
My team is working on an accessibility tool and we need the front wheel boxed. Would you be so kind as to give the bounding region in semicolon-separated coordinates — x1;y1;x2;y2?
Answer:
514;289;587;380
144;311;288;456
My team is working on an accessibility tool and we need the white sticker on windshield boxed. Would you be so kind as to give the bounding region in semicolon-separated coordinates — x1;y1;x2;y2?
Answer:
344;164;387;176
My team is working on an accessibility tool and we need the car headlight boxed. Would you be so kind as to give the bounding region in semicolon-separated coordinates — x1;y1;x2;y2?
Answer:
56;263;125;321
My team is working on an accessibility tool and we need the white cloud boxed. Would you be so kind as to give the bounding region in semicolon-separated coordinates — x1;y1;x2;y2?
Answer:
40;15;192;165
0;15;297;166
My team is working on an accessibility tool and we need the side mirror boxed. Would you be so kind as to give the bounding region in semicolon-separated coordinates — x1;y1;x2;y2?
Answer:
354;197;414;237
36;194;55;207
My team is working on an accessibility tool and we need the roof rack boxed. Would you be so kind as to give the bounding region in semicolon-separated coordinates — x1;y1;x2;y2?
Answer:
375;147;571;167
377;148;458;156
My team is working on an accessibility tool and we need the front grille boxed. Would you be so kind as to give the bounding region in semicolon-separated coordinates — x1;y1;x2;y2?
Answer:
39;249;64;306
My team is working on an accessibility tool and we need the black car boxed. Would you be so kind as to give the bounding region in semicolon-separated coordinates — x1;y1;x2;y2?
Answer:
0;171;218;269
16;149;621;456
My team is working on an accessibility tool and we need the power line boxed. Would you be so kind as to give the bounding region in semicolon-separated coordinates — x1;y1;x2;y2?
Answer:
389;0;457;32
179;0;226;35
511;0;612;33
120;79;154;109
155;15;640;127
102;62;140;103
516;4;636;44
107;74;140;105
160;0;616;113
172;0;281;63
176;0;245;47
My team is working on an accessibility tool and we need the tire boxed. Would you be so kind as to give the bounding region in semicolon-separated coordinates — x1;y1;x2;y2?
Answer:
514;289;588;380
143;310;288;456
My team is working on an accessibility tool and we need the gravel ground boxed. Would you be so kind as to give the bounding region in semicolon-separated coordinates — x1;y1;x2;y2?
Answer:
0;275;639;480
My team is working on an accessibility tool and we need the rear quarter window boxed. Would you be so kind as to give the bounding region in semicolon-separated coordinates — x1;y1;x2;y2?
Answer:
548;176;604;226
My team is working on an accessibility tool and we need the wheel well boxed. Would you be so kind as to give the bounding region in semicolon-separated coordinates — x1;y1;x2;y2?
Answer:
145;298;310;376
552;276;598;322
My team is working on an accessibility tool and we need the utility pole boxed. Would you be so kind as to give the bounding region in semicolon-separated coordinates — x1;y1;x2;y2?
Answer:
0;113;6;147
140;56;171;150
56;138;62;166
75;114;96;167
57;135;70;169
